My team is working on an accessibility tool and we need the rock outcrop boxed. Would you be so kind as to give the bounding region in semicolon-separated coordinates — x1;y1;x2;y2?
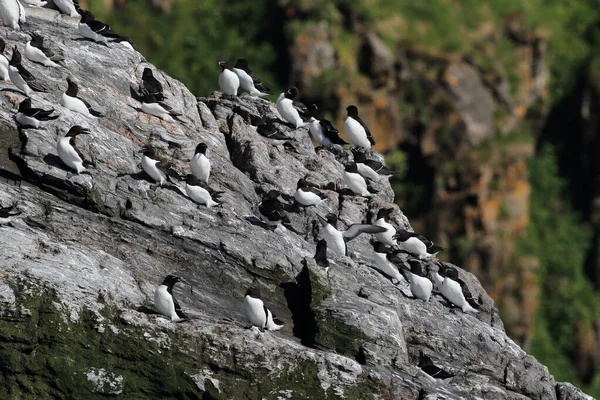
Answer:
0;7;592;400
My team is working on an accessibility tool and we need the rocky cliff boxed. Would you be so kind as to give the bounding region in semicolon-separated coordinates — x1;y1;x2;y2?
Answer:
0;6;592;400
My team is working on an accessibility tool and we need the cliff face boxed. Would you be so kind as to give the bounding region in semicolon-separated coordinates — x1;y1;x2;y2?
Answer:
0;7;592;400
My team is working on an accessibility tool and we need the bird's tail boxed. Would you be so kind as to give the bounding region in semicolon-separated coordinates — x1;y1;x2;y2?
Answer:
89;108;103;118
428;245;444;254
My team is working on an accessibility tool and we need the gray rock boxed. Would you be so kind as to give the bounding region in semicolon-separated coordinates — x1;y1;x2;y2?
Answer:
0;5;591;400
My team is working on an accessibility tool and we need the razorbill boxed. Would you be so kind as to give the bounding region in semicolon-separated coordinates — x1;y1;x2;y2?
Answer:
77;9;120;43
352;148;393;180
294;178;327;207
61;78;103;117
318;213;387;257
57;125;90;174
14;98;58;129
344;105;375;150
25;33;63;67
0;0;24;30
131;68;165;102
314;239;330;270
276;87;310;128
433;261;446;290
439;266;479;313
308;104;348;147
190;142;211;183
140;144;178;186
401;259;433;301
371;242;403;284
258;190;289;230
0;39;9;81
393;229;444;259
154;275;186;321
9;47;47;96
254;118;292;144
244;287;283;331
371;208;396;246
218;60;240;96
419;351;454;379
233;59;270;97
344;163;374;197
54;0;79;17
184;174;221;208
140;90;182;122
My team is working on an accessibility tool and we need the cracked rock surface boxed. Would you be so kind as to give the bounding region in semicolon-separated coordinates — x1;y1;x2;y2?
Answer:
0;6;593;400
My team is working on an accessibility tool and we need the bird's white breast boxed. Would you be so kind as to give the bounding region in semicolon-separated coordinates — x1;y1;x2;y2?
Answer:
78;23;107;43
61;93;90;116
15;113;41;128
54;0;78;17
25;42;53;66
141;155;166;184
357;163;380;181
441;278;466;308
185;184;216;207
190;153;210;183
373;252;402;281
154;285;178;321
323;224;345;257
8;66;30;95
344;117;371;149
57;136;84;173
308;119;327;145
374;218;395;246
294;189;321;206
141;102;173;122
244;295;267;328
409;273;433;301
344;171;368;196
233;68;254;92
276;97;302;128
218;69;239;96
0;55;8;81
0;0;21;29
400;237;427;258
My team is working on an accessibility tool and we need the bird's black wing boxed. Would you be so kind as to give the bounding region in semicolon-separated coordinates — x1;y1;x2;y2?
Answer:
415;233;435;248
355;115;375;145
70;137;87;162
0;205;21;218
173;297;187;319
156;159;180;181
343;224;387;241
363;159;393;175
257;125;291;141
421;365;454;379
143;77;165;101
77;96;103;117
292;100;311;120
457;277;480;309
320;119;348;145
88;21;120;37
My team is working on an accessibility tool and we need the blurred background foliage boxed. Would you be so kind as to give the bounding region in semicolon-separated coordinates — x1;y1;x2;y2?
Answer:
84;0;600;396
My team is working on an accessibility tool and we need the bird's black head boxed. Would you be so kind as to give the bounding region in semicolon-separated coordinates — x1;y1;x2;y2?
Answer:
9;47;22;66
296;177;308;189
351;148;367;163
0;38;5;54
141;89;157;104
445;266;459;280
316;239;327;253
372;241;391;254
321;213;338;227
218;61;232;71
377;208;394;221
234;59;249;69
18;98;32;112
309;104;320;118
418;351;433;367
344;163;358;173
393;229;411;242
284;86;299;100
194;143;207;155
265;190;281;200
66;126;90;138
30;33;44;47
437;261;448;277
409;260;424;275
245;286;261;298
161;274;180;288
140;144;157;158
65;78;78;96
142;68;154;79
185;174;200;186
346;105;359;117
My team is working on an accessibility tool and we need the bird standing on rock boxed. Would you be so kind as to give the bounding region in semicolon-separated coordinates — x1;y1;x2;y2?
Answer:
352;148;393;180
14;98;58;129
233;59;270;97
308;104;348;147
294;178;327;207
244;287;283;331
140;144;179;186
394;229;444;259
318;213;387;257
343;163;374;197
344;105;375;150
0;0;25;30
9;47;47;96
0;39;9;82
25;33;63;67
57;125;90;174
218;60;240;96
276;87;309;129
438;266;479;313
61;78;103;117
154;275;186;321
190;143;211;184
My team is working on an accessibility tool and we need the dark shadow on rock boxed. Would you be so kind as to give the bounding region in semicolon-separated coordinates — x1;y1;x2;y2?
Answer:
280;264;317;347
43;154;70;172
117;171;149;181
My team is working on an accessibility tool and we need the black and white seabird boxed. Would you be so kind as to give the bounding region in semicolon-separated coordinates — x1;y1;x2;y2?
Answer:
14;98;58;129
244;287;283;331
419;351;454;380
433;261;446;290
140;144;179;186
318;213;386;257
184;174;221;208
343;163;374;197
371;242;403;284
9;47;47;96
57;125;90;174
258;190;290;231
314;239;330;270
308;104;348;147
276;87;310;129
218;60;240;96
371;208;396;246
393;229;444;259
233;59;270;97
54;0;79;17
131;68;165;102
0;0;25;30
344;105;375;150
400;259;433;301
154;275;186;321
140;90;183;123
439;266;479;313
352;148;393;180
253;117;292;144
190;142;211;183
61;78;103;117
294;178;327;207
77;9;120;43
25;33;63;67
0;39;9;82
